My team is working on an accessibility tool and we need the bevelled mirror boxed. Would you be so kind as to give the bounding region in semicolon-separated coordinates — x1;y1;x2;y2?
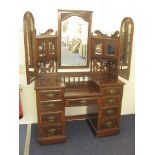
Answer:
119;17;134;80
58;10;92;68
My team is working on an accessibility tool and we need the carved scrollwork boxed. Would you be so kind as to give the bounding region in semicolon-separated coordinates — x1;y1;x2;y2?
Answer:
39;29;55;36
38;60;56;74
93;30;119;39
93;30;108;38
110;31;119;38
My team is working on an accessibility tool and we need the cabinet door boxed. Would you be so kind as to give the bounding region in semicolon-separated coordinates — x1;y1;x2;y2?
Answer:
23;11;36;84
119;17;134;80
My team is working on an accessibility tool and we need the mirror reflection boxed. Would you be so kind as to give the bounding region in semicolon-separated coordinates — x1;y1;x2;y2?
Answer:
120;19;133;66
61;16;88;66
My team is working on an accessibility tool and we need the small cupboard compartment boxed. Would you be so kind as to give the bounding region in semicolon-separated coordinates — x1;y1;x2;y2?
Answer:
36;35;57;61
91;34;119;59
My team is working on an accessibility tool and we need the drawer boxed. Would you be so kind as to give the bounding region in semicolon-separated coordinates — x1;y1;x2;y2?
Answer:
102;107;119;118
39;125;63;138
101;86;123;96
102;96;120;107
101;118;118;129
39;100;63;111
40;111;63;124
65;97;99;107
38;90;63;101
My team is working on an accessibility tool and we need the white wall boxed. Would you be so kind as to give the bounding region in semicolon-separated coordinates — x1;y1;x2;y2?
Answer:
19;0;135;124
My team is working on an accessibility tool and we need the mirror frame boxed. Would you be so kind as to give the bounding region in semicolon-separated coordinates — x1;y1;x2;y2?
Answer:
58;9;92;69
23;11;37;84
119;17;134;80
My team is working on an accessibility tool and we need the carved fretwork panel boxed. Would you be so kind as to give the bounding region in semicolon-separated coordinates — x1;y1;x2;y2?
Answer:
37;60;57;74
91;59;118;79
91;59;109;72
108;60;118;79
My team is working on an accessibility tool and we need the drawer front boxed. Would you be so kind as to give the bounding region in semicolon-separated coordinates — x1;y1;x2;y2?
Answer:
38;90;62;101
39;125;63;138
101;118;118;129
65;97;99;107
39;100;63;111
101;86;123;96
102;96;120;107
40;112;63;124
102;107;119;118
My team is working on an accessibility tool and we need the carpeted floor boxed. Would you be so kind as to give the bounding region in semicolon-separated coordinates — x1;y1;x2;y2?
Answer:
19;124;27;155
28;114;135;155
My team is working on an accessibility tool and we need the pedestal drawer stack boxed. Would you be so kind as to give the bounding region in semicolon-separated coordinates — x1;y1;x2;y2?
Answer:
97;82;124;137
36;88;66;144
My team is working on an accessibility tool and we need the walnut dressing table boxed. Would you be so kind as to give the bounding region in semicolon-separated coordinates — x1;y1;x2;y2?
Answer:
23;10;134;144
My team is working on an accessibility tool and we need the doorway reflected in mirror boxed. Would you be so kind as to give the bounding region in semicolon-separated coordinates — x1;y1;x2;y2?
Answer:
61;16;88;66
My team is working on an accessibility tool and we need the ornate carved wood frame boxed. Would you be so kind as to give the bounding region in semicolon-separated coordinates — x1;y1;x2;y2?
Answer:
23;10;134;85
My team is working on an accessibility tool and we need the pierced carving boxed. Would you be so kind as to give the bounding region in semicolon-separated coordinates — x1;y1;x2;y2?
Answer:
38;60;56;74
92;59;108;72
91;59;118;79
108;60;118;78
49;42;55;51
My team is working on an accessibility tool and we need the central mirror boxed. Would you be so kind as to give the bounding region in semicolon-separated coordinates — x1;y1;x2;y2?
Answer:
58;10;92;68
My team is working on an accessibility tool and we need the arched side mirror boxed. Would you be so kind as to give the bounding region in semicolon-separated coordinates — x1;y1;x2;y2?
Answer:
119;17;134;80
23;11;36;84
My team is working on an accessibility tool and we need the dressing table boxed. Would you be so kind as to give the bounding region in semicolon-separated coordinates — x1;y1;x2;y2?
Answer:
23;10;134;144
